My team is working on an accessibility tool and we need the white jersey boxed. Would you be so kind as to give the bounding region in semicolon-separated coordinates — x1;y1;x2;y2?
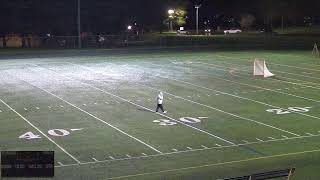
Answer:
157;93;163;104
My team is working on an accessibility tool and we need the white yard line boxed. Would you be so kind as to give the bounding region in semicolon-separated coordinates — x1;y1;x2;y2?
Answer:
8;69;163;154
109;156;115;160
0;98;81;164
55;133;320;168
201;145;209;149
256;138;264;142
269;62;320;72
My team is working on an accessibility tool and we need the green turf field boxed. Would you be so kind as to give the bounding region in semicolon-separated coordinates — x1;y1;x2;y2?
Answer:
1;49;320;179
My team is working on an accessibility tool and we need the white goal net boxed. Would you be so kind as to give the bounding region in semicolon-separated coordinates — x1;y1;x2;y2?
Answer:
253;59;274;78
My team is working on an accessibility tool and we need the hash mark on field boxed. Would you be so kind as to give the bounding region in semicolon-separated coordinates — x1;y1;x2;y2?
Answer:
215;144;222;147
36;107;40;110
256;138;264;142
126;154;132;158
187;147;193;150
92;158;99;162
282;135;289;139
198;117;208;119
70;128;83;131
268;137;275;140
303;72;313;75
57;162;64;166
306;133;314;136
109;156;115;160
142;153;147;156
172;149;178;152
201;145;208;149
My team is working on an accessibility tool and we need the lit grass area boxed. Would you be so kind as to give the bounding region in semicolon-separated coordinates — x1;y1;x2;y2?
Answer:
1;49;320;179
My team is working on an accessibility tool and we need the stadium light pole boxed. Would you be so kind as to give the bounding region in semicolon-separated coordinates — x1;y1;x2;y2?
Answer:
168;9;174;32
77;0;81;48
195;5;201;35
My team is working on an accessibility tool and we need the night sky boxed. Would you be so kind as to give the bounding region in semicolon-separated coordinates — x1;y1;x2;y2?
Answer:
0;0;319;35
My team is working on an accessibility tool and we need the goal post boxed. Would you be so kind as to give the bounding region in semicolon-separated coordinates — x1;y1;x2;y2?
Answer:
253;59;274;78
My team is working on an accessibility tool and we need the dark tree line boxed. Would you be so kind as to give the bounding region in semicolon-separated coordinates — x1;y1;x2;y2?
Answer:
0;0;319;39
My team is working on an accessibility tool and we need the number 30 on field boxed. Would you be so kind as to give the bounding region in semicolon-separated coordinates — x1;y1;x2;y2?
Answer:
153;117;205;126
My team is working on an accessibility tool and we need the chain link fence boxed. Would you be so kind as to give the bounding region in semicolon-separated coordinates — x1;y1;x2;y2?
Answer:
0;34;319;50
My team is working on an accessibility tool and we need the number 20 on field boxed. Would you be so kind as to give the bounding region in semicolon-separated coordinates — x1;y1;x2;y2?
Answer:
266;107;311;115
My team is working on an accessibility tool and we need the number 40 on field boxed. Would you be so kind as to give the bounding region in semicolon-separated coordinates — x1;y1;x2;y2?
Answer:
19;128;83;140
